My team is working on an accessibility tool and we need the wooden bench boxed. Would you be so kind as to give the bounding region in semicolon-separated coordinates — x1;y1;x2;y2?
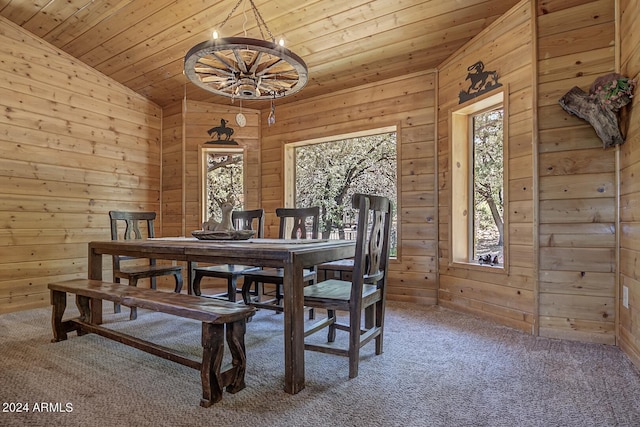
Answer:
48;279;256;407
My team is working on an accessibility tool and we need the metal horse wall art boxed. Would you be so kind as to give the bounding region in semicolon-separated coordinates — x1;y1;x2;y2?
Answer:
459;61;502;104
205;119;239;145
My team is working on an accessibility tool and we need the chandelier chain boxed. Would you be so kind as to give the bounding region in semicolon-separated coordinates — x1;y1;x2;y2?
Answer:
249;0;275;42
218;0;244;31
217;0;276;43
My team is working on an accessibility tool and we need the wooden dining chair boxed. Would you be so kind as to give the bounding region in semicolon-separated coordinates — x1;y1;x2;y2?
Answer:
302;193;392;379
240;206;320;313
109;211;184;320
192;209;265;301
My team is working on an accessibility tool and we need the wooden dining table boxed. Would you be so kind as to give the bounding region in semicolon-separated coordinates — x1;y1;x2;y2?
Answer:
86;237;356;395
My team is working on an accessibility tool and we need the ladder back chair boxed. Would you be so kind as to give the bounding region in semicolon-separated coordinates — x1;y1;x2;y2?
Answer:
109;211;184;320
302;193;392;379
192;209;265;301
240;206;320;313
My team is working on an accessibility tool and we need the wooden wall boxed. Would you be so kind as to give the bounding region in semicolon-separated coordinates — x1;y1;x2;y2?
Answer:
536;0;617;344
0;16;163;314
161;99;261;237
437;1;536;333
259;71;438;304
618;0;640;367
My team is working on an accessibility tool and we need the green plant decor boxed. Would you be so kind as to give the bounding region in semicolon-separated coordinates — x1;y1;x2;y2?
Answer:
589;73;636;112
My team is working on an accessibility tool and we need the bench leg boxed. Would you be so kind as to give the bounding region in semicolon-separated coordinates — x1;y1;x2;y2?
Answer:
50;290;68;342
75;295;91;336
200;323;225;407
225;319;247;393
199;320;249;407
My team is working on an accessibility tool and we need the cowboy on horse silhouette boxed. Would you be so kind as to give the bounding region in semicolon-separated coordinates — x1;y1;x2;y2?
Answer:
465;61;498;93
208;119;234;141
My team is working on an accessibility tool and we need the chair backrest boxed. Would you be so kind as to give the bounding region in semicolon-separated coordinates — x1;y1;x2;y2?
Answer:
109;211;157;269
232;209;265;238
109;211;157;241
275;206;320;239
351;194;392;289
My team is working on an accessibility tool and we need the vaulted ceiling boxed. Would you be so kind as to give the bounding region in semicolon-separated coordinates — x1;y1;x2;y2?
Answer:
1;0;521;109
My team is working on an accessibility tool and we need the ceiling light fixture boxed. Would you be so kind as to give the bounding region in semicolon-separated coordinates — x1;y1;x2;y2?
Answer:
184;0;308;125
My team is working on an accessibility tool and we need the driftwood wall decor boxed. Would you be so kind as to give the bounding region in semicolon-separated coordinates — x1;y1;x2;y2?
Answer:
558;73;636;148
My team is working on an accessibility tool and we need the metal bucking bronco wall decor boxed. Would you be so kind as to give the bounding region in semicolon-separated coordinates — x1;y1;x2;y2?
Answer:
459;61;502;104
205;119;239;145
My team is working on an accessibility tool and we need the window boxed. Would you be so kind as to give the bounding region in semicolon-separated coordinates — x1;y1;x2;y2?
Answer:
284;127;398;256
201;147;245;223
450;91;506;267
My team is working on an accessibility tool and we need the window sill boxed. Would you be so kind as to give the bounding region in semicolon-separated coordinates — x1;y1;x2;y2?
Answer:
450;261;507;274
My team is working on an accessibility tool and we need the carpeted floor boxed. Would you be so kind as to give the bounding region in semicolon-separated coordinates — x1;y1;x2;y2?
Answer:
1;301;639;427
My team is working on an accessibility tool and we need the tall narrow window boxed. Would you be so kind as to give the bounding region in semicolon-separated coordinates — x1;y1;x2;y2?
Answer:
450;91;506;268
471;108;504;263
202;148;245;223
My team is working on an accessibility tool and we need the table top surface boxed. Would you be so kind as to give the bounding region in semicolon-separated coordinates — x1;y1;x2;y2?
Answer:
89;237;357;263
90;237;354;249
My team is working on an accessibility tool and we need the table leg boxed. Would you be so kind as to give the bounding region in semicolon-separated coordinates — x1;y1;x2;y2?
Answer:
87;244;103;324
283;257;305;394
188;261;196;295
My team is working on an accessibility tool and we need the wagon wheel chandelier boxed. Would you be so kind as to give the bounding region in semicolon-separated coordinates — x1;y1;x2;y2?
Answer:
184;0;308;125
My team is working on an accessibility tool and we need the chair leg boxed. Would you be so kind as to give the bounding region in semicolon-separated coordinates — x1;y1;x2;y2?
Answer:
375;301;385;355
306;278;315;320
227;276;237;302
114;277;122;314
192;272;203;296
348;307;361;379
174;272;184;293
241;277;253;305
275;283;283;306
128;277;138;320
237;279;258;300
327;309;337;342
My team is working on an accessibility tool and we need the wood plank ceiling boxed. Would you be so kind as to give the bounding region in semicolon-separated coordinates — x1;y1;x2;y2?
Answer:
0;0;521;109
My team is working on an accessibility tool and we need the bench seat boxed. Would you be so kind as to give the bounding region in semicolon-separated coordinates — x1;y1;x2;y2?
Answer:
48;279;256;407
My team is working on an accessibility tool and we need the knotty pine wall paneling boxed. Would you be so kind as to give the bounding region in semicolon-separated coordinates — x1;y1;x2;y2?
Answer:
259;71;438;305
536;0;616;344
618;0;640;368
161;101;185;238
0;17;163;313
437;0;536;333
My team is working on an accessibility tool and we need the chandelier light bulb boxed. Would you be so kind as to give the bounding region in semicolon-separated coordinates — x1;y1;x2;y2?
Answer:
278;38;285;47
212;30;219;40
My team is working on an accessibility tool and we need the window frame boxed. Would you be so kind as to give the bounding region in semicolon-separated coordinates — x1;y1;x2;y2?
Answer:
449;89;508;271
199;146;247;225
283;125;400;258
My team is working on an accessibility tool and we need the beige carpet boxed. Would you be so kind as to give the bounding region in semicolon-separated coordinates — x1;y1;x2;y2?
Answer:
1;301;639;427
